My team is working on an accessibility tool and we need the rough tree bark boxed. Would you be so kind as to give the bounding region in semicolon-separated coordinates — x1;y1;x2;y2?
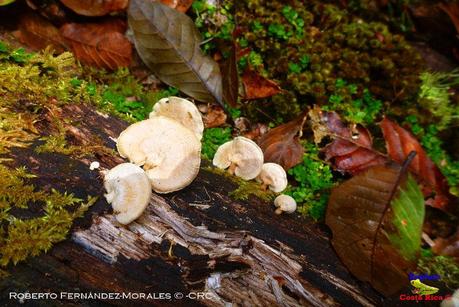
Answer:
0;103;416;307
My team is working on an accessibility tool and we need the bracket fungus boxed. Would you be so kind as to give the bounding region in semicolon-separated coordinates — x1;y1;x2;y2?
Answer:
256;163;288;193
103;163;152;225
213;136;264;180
116;116;201;193
149;96;204;140
274;194;297;214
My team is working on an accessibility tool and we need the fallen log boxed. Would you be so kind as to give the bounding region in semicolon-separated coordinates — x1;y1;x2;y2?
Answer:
0;103;413;306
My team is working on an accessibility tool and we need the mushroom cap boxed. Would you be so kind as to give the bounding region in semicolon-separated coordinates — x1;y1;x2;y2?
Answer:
104;163;152;225
212;136;264;180
149;96;204;140
274;194;297;214
116;119;157;165
257;163;288;193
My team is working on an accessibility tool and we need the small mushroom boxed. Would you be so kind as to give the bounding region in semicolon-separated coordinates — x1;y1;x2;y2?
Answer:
149;96;204;140
213;136;264;180
256;163;288;193
441;289;459;307
116;116;201;193
274;194;297;214
103;163;152;225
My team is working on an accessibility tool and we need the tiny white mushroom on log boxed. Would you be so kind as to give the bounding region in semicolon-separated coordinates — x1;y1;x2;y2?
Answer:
149;96;204;140
213;136;264;180
274;194;297;214
103;163;152;225
256;163;288;193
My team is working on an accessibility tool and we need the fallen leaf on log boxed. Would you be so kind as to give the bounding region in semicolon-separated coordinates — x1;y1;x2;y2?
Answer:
242;69;281;99
380;117;450;211
17;13;67;53
160;0;193;13
258;112;307;171
60;0;128;16
60;19;132;70
326;153;425;296
128;0;223;105
221;45;239;107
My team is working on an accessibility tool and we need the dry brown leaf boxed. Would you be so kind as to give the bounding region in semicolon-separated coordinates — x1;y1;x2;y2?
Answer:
203;105;227;128
242;69;281;99
309;107;387;174
128;0;223;104
381;117;451;211
159;0;193;12
60;19;132;70
60;0;128;16
16;13;67;53
221;45;239;107
258;112;307;170
327;157;424;296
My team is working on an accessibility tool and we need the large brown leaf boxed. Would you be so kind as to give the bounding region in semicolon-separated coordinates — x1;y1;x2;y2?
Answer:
60;19;132;70
59;0;128;16
326;155;423;296
128;0;223;104
309;108;387;174
381;117;450;211
257;112;307;171
17;13;67;53
242;69;281;99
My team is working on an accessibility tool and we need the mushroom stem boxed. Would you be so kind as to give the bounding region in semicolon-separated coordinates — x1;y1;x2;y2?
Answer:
261;182;269;191
275;208;283;215
228;162;237;175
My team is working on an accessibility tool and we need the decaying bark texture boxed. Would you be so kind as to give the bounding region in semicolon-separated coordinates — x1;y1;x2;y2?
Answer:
0;103;411;306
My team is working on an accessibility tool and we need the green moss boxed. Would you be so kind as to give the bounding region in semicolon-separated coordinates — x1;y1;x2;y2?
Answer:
417;250;459;290
204;166;275;202
233;0;422;123
0;42;98;269
202;127;232;160
0;164;97;266
417;70;459;130
285;143;335;220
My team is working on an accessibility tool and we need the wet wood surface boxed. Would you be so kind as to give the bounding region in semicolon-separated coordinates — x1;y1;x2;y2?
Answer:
0;104;416;306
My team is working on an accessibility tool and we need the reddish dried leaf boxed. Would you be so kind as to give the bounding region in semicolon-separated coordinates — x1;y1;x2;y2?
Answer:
203;105;227;128
60;20;132;70
258;112;307;170
439;2;459;34
159;0;193;12
26;0;68;24
311;109;387;174
242;70;281;99
16;13;67;53
221;45;239;107
326;161;419;296
381;117;450;211
60;0;128;16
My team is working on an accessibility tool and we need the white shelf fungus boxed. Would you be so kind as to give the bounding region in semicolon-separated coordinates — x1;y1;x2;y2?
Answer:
274;194;297;214
103;163;152;225
213;136;264;180
116;116;201;193
256;163;288;193
149;96;204;140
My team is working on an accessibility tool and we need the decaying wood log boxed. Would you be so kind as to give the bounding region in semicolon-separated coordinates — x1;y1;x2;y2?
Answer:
0;103;417;306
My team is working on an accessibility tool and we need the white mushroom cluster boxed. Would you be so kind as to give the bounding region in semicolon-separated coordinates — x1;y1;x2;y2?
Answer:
212;137;295;214
103;97;203;224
